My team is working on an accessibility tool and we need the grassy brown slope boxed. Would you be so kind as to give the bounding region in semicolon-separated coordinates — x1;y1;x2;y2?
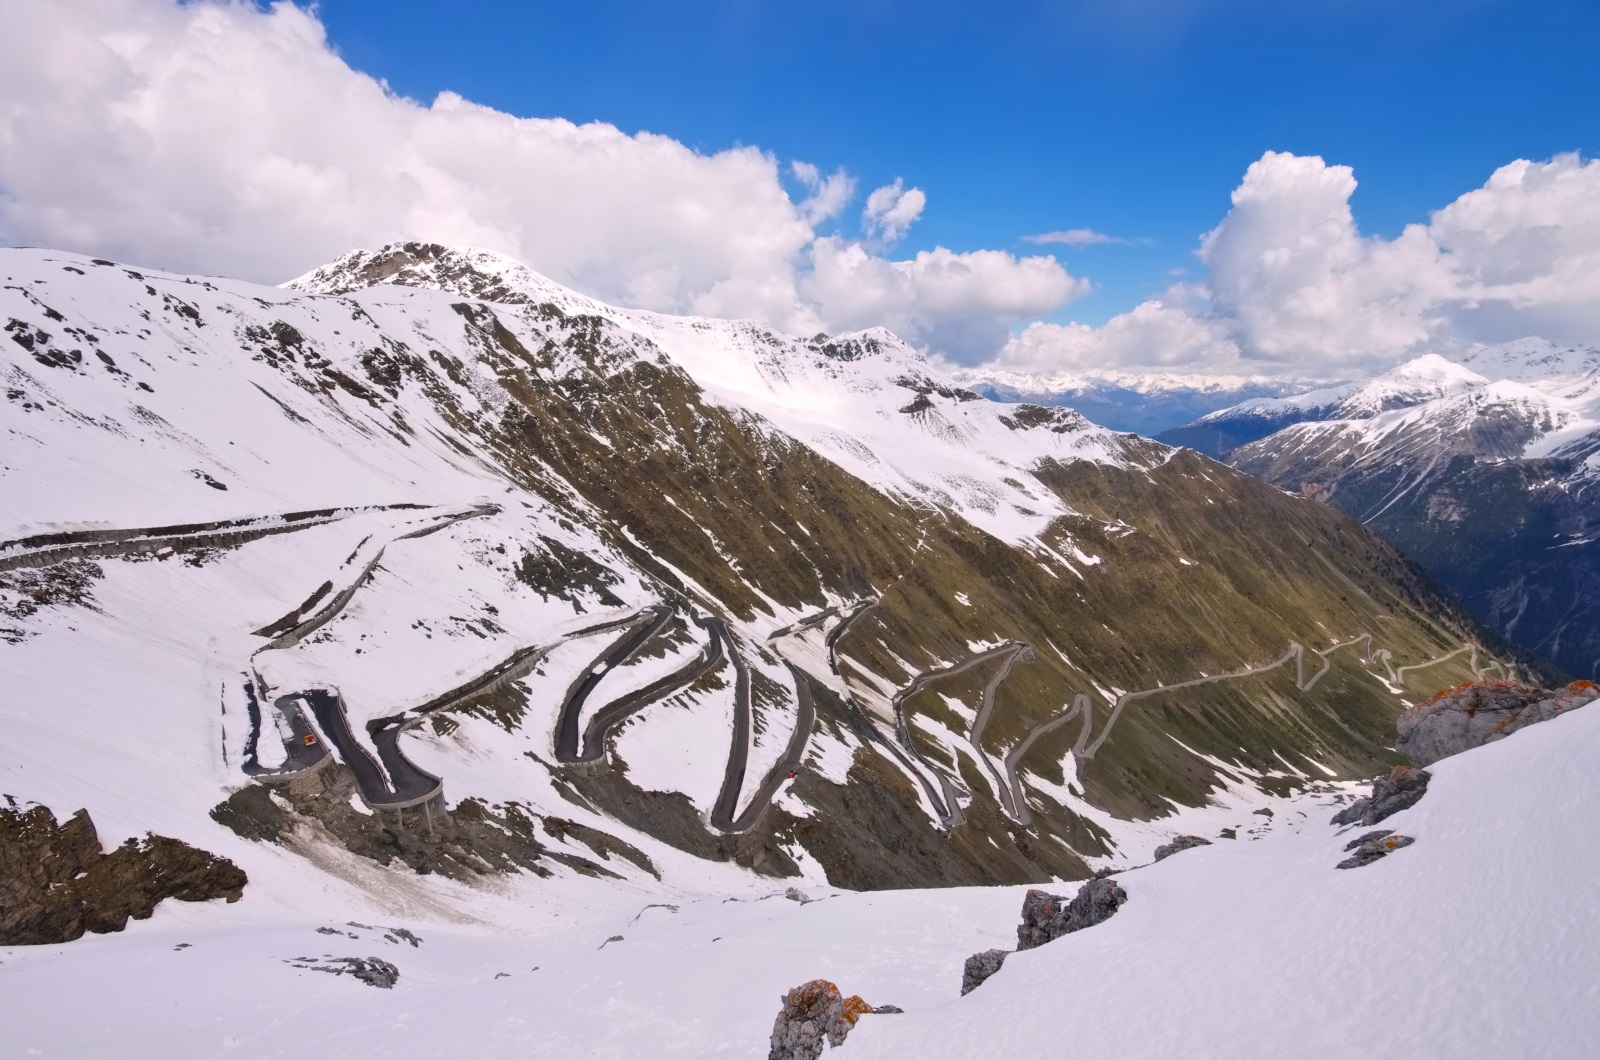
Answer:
353;298;1504;882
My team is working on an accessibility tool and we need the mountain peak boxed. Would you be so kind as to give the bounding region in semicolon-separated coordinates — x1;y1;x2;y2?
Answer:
284;242;588;309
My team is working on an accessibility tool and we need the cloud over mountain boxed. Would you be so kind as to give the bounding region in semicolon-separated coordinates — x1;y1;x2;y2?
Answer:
0;0;1080;360
3;3;1596;376
1003;151;1600;376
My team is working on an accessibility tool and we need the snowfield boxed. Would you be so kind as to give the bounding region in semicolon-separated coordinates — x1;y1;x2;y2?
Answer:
2;687;1596;1058
845;701;1600;1059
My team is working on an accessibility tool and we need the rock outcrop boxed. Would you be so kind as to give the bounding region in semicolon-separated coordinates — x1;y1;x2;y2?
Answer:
1336;829;1415;869
1153;835;1212;861
1;799;247;944
286;955;400;988
1397;680;1599;767
769;979;896;1060
961;949;1008;995
1331;766;1432;827
1016;878;1128;951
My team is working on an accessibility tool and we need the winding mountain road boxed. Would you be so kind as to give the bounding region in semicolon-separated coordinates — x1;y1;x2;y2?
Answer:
560;611;730;765
882;642;1028;829
823;598;879;676
999;634;1500;827
240;677;328;777
251;503;499;655
297;688;442;808
554;605;675;761
706;617;758;832
713;598;883;833
0;502;435;573
238;503;501;781
964;643;1034;818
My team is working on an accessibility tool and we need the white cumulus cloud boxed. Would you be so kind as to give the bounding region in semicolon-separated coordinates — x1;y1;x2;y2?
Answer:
1000;150;1600;377
862;179;927;243
791;161;856;225
0;0;1083;360
805;238;1087;363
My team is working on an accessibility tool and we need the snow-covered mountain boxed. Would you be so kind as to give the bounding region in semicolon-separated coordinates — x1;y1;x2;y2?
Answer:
3;242;1546;1054
1156;353;1489;455
949;365;1313;437
1194;339;1600;679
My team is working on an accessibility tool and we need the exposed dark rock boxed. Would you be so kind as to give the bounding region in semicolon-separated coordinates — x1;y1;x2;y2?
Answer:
210;768;646;882
1331;765;1432;827
1016;877;1128;951
0;799;246;945
1153;835;1212;862
0;559;102;643
287;955;399;988
961;948;1009;995
769;979;884;1060
1397;680;1598;767
1336;830;1415;869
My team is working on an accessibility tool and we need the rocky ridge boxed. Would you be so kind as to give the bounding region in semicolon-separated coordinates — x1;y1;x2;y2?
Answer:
0;800;246;945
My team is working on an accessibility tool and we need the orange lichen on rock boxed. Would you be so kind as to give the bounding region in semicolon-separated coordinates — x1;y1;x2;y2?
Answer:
1398;677;1598;767
1416;678;1536;711
839;994;874;1028
770;979;896;1060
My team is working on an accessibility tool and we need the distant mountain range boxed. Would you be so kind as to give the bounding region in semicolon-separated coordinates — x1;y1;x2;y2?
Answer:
947;367;1316;436
1157;339;1600;679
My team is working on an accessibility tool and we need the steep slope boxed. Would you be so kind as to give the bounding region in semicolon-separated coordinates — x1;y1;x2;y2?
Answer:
2;244;1514;922
1224;340;1600;678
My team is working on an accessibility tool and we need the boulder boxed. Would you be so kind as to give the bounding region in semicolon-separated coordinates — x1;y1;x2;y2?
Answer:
1397;680;1598;767
1330;766;1431;827
288;955;400;988
961;948;1008;995
1016;877;1128;951
769;979;895;1060
1152;835;1212;862
1336;830;1415;870
1;800;247;945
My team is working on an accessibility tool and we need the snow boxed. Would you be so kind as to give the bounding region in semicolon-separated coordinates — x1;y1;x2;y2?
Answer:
613;680;738;813
844;702;1600;1058
1203;339;1600;491
1199;353;1487;425
2;701;1594;1057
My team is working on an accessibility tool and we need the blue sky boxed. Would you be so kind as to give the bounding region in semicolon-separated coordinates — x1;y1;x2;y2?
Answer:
314;0;1600;326
4;0;1599;375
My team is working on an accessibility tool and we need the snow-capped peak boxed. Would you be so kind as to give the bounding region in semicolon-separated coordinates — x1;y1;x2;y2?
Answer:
1195;353;1485;426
